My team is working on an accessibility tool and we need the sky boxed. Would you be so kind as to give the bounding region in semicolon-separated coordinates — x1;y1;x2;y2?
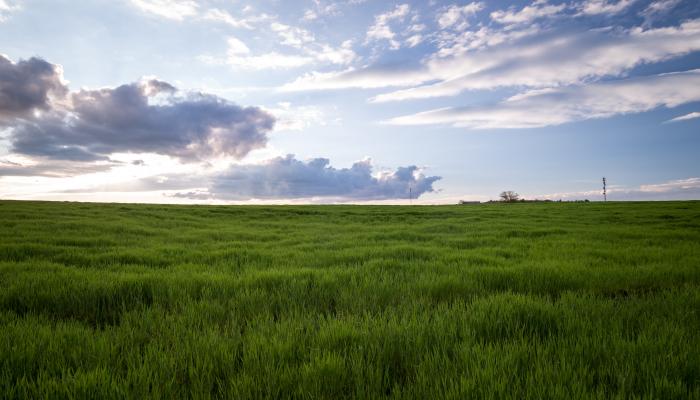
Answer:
0;0;699;204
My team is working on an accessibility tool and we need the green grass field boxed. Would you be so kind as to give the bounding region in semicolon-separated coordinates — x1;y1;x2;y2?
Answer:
1;200;699;399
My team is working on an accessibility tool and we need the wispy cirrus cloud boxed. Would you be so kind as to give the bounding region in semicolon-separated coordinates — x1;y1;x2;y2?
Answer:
200;26;356;71
129;0;198;21
373;19;700;102
576;0;637;16
283;18;700;99
533;177;700;201
665;111;700;123
490;0;567;25
201;8;273;29
386;69;700;128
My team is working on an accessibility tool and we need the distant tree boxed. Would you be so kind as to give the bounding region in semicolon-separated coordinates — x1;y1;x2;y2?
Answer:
499;191;520;202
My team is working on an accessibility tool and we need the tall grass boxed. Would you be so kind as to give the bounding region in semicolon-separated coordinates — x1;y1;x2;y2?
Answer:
1;200;699;398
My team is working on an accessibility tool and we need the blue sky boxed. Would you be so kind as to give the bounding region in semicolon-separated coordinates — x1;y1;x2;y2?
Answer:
0;0;699;203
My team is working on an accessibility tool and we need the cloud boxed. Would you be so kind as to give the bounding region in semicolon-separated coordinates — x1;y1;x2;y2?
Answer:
264;102;332;132
642;0;681;16
9;79;274;161
202;8;272;29
576;0;636;15
301;0;342;22
490;0;566;25
1;55;275;163
0;54;67;121
302;9;318;21
226;36;250;55
366;4;411;50
434;24;542;58
371;18;700;102
280;65;431;91
641;0;681;26
315;40;356;65
0;159;114;177
437;2;484;30
535;177;700;201
211;28;355;70
129;0;198;21
639;177;700;193
386;69;700;128
227;52;315;70
406;34;423;47
270;22;315;48
0;0;20;22
174;154;441;200
666;111;700;123
282;19;700;95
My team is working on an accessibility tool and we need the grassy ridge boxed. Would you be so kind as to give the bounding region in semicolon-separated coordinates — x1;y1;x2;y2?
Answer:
0;200;699;399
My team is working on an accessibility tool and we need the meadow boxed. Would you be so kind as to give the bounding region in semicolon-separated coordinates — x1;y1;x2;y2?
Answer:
0;200;699;399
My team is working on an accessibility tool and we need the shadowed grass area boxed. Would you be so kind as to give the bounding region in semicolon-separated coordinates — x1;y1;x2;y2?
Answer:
0;200;699;399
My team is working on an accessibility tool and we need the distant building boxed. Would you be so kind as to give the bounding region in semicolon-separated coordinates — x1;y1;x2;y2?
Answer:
458;200;481;205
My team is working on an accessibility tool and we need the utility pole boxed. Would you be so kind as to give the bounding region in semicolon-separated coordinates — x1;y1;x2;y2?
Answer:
602;177;607;202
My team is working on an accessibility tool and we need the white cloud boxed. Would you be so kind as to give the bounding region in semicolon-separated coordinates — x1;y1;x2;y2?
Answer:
406;34;424;47
534;177;700;201
437;2;484;30
641;0;681;26
285;19;700;95
435;24;542;58
366;4;411;49
228;52;314;70
490;0;567;25
371;19;700;102
639;177;700;193
408;23;426;32
386;69;700;129
302;9;318;21
301;0;342;21
315;40;356;65
280;67;431;91
642;0;681;16
264;102;332;132
202;8;272;29
666;111;700;123
226;37;250;55
220;33;355;71
577;0;636;15
0;0;21;22
198;17;356;71
271;22;315;48
129;0;198;21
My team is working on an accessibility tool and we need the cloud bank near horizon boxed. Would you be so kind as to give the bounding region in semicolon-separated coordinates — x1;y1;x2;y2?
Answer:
174;154;441;201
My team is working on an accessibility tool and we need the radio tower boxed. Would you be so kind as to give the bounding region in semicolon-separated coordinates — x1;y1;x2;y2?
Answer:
602;177;607;202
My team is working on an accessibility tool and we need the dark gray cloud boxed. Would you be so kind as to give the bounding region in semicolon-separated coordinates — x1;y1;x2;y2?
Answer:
0;54;68;121
175;154;441;200
7;78;275;161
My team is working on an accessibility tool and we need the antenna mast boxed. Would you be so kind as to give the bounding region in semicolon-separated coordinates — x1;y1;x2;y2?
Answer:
602;177;607;202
